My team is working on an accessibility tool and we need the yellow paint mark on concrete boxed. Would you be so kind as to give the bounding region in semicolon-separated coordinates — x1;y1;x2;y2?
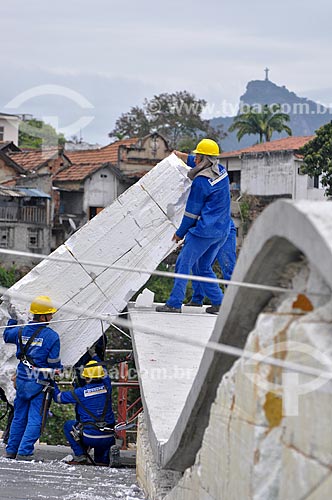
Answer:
292;294;314;312
263;392;283;428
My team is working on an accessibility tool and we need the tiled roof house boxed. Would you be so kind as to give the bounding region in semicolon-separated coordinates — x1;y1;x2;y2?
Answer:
0;133;171;253
220;135;323;201
52;133;170;245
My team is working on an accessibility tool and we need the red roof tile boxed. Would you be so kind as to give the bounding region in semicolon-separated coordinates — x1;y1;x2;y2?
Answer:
54;163;106;182
8;148;62;170
221;136;315;158
0;178;17;186
65;138;138;165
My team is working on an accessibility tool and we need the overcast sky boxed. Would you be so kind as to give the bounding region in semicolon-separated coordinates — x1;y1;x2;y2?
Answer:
2;0;332;145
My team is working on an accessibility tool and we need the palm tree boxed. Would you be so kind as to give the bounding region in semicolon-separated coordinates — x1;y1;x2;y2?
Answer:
229;104;292;143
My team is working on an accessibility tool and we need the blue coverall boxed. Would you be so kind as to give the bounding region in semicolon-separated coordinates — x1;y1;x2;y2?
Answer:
191;218;237;304
166;155;231;309
3;319;62;457
54;361;115;466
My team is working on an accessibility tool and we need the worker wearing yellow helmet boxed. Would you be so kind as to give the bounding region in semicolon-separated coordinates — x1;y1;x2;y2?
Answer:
156;138;232;315
175;140;237;308
3;295;62;461
53;356;115;466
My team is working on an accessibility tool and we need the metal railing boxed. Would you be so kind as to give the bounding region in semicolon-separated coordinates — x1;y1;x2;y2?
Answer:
0;206;18;221
21;207;47;224
0;206;47;224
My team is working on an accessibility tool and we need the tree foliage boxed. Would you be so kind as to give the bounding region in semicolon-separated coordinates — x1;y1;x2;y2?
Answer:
229;104;292;143
109;91;226;149
0;266;17;288
19;118;66;149
300;121;332;197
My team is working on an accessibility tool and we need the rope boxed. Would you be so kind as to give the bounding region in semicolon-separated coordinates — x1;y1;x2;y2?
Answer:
0;247;329;297
1;302;331;380
0;252;331;380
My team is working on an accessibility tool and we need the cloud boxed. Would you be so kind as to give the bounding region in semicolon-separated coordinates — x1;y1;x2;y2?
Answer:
1;0;332;141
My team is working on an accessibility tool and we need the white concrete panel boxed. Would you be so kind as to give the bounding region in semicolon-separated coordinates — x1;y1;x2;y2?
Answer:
130;309;216;446
139;156;191;223
95;219;176;312
3;244;93;319
57;283;118;366
0;153;191;398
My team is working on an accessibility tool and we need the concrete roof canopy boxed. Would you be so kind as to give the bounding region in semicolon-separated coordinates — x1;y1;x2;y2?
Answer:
0;186;50;198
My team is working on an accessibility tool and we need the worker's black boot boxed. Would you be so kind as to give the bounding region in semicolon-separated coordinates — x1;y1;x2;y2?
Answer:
155;304;181;313
206;305;220;315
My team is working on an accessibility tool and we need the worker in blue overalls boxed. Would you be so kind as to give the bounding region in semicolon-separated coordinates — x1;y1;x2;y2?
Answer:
53;357;115;466
3;296;62;461
156;138;231;315
188;219;237;306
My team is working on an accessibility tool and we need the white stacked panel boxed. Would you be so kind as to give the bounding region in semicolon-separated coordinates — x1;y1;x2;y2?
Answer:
0;154;191;398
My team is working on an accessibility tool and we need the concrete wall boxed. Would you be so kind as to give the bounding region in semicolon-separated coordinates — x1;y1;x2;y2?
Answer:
135;200;332;499
0;115;20;145
18;174;51;196
119;134;170;173
306;188;326;201
83;166;118;212
164;266;332;500
222;156;242;171
137;415;182;500
0;158;18;183
228;152;325;201
0;222;51;267
241;151;295;195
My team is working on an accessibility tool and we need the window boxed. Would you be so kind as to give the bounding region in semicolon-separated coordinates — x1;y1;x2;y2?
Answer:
308;174;323;189
228;171;241;191
0;126;4;142
89;207;104;219
27;228;43;249
0;227;14;248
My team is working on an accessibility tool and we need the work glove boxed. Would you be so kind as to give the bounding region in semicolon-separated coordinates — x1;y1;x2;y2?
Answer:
8;303;17;320
125;352;134;362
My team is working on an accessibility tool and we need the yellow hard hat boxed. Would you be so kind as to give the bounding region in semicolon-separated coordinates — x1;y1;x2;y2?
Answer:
82;360;105;379
30;296;57;315
193;138;220;156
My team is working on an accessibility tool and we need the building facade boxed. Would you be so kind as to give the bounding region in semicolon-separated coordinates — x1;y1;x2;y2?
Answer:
221;136;325;201
0;186;51;267
0;113;20;146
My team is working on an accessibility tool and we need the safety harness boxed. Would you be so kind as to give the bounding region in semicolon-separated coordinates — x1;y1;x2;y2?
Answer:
18;325;45;369
70;384;115;466
71;384;115;434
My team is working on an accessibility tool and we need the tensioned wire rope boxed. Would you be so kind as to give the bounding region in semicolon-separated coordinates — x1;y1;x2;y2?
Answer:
0;283;331;382
0;248;329;298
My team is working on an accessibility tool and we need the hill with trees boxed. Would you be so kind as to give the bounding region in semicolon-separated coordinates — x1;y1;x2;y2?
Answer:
212;79;332;151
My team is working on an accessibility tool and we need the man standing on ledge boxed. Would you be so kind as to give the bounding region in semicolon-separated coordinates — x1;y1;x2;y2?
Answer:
156;138;231;315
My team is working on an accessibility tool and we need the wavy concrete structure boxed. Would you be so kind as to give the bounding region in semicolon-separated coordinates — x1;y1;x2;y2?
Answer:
133;200;332;483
